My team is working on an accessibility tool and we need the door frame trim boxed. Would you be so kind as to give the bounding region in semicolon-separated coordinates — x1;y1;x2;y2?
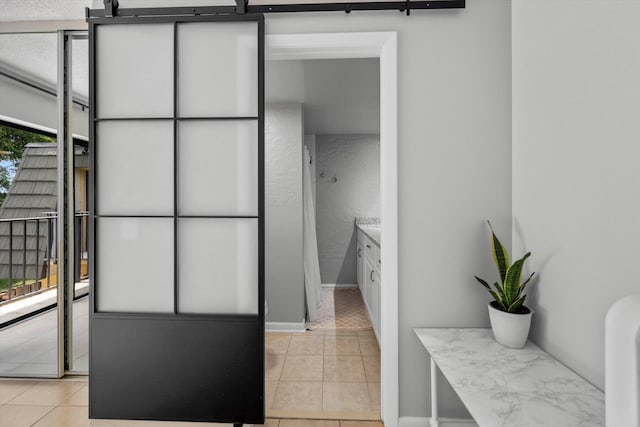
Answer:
266;31;398;427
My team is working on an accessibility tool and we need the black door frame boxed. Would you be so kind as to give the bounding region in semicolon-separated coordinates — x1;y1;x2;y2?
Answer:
88;11;265;425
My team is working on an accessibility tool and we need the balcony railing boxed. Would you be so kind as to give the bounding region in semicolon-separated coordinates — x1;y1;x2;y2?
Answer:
0;212;89;305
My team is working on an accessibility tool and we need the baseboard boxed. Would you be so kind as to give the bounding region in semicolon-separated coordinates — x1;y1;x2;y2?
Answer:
399;416;478;427
322;283;358;289
265;321;306;333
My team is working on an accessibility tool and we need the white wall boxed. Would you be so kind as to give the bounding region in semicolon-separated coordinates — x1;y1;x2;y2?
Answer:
265;103;305;325
512;0;640;390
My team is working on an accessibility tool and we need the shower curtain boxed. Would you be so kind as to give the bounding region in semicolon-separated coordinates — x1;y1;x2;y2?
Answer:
303;146;322;321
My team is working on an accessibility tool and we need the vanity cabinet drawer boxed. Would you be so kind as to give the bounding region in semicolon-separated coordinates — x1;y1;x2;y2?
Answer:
356;224;382;344
364;239;380;265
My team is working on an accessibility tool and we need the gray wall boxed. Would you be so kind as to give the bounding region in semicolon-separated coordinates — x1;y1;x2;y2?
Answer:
300;59;380;135
512;0;640;391
92;0;514;420
265;103;305;325
265;58;380;135
0;75;89;138
265;2;513;419
316;134;380;284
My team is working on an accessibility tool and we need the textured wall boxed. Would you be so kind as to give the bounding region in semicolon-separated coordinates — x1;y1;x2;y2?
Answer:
265;103;304;324
316;134;380;284
512;0;640;391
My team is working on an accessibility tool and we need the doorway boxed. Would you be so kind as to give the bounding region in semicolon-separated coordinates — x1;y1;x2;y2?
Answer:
263;32;398;426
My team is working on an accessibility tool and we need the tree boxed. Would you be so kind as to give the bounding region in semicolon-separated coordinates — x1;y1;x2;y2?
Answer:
0;125;55;206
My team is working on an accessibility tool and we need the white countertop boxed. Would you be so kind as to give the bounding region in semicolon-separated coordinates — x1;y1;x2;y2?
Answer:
356;224;380;247
414;328;604;427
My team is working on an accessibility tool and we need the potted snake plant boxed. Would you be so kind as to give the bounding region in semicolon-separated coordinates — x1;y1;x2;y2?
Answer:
474;221;535;348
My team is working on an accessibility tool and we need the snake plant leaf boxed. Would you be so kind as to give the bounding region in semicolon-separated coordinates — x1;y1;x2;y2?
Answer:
474;276;491;290
488;290;503;307
488;221;509;283
516;272;536;299
492;281;506;304
521;272;535;289
474;221;535;313
507;294;527;312
503;252;531;302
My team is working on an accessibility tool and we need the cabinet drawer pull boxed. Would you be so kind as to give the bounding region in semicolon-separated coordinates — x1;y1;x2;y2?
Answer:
358;248;362;257
366;244;371;249
371;270;375;282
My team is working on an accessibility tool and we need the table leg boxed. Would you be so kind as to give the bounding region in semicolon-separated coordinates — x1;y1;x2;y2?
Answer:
430;357;439;427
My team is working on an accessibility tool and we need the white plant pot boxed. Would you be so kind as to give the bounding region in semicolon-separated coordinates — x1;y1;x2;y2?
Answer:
488;302;533;349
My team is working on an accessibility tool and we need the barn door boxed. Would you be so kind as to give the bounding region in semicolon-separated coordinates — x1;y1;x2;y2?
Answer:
88;11;264;424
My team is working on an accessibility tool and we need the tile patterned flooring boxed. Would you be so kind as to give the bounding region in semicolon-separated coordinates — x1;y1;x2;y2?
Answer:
306;289;372;331
0;377;383;426
265;329;380;421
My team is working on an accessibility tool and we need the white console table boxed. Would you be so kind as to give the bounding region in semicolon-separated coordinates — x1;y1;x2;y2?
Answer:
414;328;604;427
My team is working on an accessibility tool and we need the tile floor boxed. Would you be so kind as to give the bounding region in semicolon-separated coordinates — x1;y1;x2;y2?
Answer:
306;289;372;331
265;329;380;421
1;289;381;425
0;377;383;427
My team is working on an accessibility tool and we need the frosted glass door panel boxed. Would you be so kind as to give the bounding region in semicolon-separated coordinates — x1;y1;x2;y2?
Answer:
178;22;257;117
97;121;173;215
96;23;173;118
178;218;258;314
179;121;257;216
97;218;173;313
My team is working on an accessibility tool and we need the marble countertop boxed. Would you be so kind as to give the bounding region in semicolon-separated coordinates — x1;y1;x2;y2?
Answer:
355;218;381;247
357;224;380;247
414;328;604;427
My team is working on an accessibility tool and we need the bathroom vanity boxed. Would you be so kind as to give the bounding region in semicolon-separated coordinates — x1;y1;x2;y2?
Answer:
356;220;381;344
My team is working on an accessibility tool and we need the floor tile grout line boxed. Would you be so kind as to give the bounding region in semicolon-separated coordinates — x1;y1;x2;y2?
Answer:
29;404;57;427
4;380;40;404
320;375;325;415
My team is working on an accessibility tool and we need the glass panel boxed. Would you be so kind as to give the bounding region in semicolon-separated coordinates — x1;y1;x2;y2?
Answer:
70;35;89;373
97;120;173;216
178;120;258;216
0;30;60;377
178;21;257;117
0;217;59;377
97;218;173;313
178;218;258;314
96;23;173;118
0;135;58;376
